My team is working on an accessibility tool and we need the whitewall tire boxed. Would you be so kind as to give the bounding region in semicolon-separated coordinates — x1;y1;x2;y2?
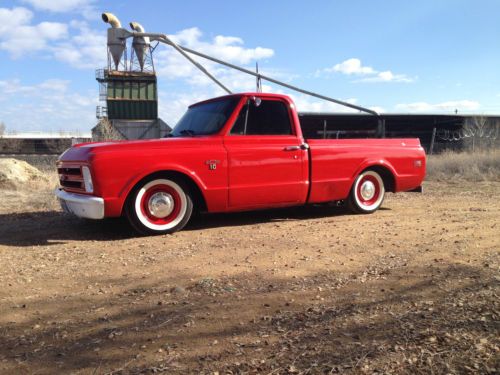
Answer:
126;177;193;235
348;170;385;214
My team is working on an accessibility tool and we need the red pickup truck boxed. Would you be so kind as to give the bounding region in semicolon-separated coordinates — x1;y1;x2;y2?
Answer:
56;93;426;235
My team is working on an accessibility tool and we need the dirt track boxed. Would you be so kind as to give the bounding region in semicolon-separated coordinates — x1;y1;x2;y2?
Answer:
0;181;498;374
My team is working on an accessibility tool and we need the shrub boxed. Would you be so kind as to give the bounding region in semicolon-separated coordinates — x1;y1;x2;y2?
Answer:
426;150;500;182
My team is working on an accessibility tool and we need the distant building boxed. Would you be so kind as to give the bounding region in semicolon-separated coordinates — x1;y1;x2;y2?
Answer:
299;113;500;153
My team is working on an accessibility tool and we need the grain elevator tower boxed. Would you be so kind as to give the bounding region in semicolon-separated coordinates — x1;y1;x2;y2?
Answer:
94;13;170;140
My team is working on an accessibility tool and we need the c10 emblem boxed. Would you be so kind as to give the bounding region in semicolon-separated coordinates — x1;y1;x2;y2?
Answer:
205;160;220;170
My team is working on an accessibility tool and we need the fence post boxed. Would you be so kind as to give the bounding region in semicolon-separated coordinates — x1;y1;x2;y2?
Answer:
377;118;386;138
429;127;436;155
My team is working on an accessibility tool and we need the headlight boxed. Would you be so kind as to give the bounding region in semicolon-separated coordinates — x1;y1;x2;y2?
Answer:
81;166;94;193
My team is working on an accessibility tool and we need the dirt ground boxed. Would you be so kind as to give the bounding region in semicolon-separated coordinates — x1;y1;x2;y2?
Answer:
0;178;498;374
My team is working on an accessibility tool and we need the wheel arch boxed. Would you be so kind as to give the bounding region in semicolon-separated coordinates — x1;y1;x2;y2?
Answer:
363;165;396;193
353;161;397;193
121;170;208;215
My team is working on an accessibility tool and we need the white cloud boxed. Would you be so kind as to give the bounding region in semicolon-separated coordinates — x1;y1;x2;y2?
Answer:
317;58;415;83
37;22;68;39
1;9;272;72
0;78;97;132
169;27;274;65
0;7;68;58
21;0;97;19
395;100;480;113
0;78;70;96
0;7;33;35
328;58;375;75
155;26;277;105
355;70;415;83
0;12;104;68
214;35;243;46
156;27;274;85
51;20;106;69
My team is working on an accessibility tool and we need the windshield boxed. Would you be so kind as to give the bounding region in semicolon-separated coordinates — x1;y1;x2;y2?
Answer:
170;97;240;137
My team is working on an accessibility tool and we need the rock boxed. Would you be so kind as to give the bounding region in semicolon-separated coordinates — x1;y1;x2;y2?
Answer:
171;286;186;294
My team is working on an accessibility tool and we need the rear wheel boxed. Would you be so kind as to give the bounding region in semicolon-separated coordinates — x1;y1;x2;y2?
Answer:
348;170;385;214
126;177;193;235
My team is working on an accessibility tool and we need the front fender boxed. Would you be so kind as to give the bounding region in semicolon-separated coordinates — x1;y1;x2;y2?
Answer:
99;163;210;218
117;163;208;201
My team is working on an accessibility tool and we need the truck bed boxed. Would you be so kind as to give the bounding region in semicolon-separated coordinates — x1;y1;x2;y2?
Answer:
305;137;425;204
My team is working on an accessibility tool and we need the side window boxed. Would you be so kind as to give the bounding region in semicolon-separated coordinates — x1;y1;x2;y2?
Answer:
231;99;292;135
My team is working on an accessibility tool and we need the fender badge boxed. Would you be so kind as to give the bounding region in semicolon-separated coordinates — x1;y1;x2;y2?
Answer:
205;160;220;170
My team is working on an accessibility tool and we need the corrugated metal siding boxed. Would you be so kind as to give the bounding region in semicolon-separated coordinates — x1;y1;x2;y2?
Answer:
107;100;158;120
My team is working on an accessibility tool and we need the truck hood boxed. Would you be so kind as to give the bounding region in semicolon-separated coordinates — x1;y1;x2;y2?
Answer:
58;137;215;162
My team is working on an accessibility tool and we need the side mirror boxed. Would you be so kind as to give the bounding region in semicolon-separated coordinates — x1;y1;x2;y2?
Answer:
250;96;262;107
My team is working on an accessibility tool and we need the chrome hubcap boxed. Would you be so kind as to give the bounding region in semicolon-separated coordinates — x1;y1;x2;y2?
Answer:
360;180;376;200
148;192;174;218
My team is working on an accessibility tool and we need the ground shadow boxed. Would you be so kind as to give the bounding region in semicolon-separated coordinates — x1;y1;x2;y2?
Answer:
0;211;133;246
186;204;354;231
0;204;366;247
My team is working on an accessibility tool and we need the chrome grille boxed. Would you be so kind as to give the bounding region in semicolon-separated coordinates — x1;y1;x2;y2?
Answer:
58;165;85;192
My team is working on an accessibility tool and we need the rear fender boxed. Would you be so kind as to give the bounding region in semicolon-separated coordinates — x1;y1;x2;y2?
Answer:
352;159;399;192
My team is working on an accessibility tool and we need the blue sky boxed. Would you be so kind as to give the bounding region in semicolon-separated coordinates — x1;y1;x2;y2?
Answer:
1;0;499;133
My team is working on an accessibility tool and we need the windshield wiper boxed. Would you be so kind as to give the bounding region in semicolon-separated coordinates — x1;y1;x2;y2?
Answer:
179;129;196;137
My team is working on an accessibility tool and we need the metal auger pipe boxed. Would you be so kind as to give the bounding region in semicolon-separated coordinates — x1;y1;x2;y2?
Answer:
136;32;232;95
131;31;379;116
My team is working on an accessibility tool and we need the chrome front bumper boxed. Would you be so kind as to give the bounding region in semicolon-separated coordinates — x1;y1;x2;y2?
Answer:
55;189;105;219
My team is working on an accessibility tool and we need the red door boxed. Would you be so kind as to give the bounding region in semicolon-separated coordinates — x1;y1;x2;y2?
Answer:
223;98;308;209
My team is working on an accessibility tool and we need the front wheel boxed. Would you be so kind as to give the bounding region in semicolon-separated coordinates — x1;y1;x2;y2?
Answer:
126;177;193;235
347;170;385;214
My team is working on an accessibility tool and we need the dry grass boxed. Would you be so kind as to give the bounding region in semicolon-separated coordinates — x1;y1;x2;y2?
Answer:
9;155;59;172
0;157;59;213
426;149;500;182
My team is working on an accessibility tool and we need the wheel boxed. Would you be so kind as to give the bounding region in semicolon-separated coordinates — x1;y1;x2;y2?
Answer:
347;170;385;214
125;177;193;235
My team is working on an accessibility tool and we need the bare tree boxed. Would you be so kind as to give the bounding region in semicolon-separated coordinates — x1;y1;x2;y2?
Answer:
0;122;5;137
463;117;499;151
92;119;124;141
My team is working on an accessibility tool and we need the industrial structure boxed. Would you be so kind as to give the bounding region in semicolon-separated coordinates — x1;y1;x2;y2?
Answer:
93;13;170;140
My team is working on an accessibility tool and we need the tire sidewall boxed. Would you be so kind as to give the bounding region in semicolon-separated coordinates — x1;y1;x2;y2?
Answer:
126;176;193;235
349;170;385;214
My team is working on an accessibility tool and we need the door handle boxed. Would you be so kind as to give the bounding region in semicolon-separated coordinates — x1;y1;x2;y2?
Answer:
284;143;309;151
